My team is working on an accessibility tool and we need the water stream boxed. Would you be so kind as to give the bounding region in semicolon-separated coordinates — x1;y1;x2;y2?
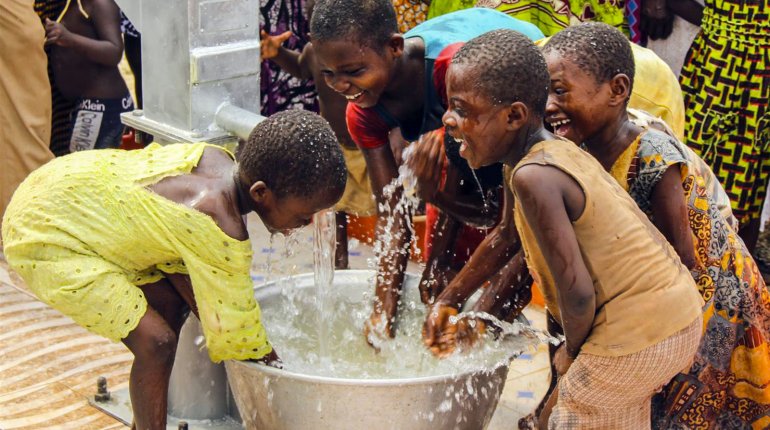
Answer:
312;209;336;361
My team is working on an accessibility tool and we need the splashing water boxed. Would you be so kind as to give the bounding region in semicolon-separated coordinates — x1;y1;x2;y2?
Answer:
313;209;336;360
373;146;422;276
259;274;536;379
453;311;564;346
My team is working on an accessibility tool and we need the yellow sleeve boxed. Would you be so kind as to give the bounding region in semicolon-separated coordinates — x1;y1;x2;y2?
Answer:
182;245;272;363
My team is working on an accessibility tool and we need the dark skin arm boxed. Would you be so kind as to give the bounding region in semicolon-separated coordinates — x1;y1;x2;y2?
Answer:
166;269;280;366
44;0;124;66
418;210;461;305
431;184;519;310
432;254;533;357
469;251;532;321
259;30;314;80
423;184;520;354
513;164;595;368
362;144;412;341
649;164;698;270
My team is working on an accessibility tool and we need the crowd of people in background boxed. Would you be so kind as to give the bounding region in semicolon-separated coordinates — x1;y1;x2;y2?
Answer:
1;0;769;428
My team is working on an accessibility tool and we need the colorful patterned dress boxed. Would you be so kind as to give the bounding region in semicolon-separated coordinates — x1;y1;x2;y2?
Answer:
611;127;770;429
475;0;628;37
259;0;317;115
679;0;770;227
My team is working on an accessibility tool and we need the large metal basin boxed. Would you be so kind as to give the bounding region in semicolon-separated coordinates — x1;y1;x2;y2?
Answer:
225;270;514;430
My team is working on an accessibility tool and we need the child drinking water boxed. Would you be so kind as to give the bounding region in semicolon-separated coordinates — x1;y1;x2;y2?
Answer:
542;22;770;428
1;110;347;430
442;29;703;428
310;0;544;341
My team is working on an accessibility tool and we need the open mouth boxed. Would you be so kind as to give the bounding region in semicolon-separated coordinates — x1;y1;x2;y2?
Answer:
344;90;364;102
456;137;469;156
549;118;572;137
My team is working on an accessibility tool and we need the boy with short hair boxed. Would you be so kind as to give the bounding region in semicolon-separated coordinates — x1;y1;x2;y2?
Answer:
260;0;376;269
310;0;544;341
442;29;703;428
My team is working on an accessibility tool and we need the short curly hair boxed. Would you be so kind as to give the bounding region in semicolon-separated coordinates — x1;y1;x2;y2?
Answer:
237;110;347;200
310;0;398;51
542;23;635;97
451;29;550;116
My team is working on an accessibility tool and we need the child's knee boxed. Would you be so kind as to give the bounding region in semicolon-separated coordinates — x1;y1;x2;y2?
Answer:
148;329;178;363
131;325;178;365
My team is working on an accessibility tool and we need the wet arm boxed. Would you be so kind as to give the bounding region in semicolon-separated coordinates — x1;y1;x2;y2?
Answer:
650;165;697;270
514;165;594;359
434;185;520;309
363;145;412;333
469;251;532;321
418;210;461;304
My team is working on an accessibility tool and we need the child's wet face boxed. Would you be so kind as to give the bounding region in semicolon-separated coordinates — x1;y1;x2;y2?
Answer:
443;64;513;169
544;51;611;145
314;38;397;109
258;192;336;235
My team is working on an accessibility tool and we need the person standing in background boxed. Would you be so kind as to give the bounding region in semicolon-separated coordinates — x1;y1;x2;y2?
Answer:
259;0;318;116
0;0;54;228
679;0;769;252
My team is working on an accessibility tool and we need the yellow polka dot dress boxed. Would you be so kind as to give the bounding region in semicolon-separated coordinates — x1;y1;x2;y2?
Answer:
1;143;271;362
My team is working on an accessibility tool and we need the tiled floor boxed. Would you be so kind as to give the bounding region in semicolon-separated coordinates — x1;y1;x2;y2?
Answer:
0;213;550;429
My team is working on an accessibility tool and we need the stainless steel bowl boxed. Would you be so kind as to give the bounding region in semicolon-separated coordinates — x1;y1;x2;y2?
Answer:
225;270;515;430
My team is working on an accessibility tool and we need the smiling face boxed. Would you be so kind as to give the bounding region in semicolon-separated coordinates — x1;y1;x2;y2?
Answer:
313;37;401;109
543;51;613;145
442;64;518;169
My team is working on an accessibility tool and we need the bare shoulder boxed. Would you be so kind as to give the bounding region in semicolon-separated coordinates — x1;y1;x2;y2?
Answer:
513;164;586;221
83;0;120;16
511;164;556;198
188;147;246;240
195;146;237;177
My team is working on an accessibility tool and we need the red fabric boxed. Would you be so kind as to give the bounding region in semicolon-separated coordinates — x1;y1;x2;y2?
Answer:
432;42;464;108
346;102;391;150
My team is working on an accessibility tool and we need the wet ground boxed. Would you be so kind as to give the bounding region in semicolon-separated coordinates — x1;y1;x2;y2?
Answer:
0;214;549;429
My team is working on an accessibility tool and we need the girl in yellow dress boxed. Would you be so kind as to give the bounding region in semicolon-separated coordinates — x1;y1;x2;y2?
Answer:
1;110;347;429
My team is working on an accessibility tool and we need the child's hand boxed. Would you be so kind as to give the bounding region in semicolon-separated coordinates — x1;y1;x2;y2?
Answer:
253;349;283;369
408;131;446;203
363;309;394;349
260;30;293;59
44;18;73;47
422;304;459;357
454;316;486;351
